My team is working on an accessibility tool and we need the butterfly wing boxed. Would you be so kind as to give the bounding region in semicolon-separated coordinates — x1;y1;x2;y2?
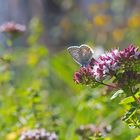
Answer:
79;44;93;65
67;46;82;65
67;44;94;66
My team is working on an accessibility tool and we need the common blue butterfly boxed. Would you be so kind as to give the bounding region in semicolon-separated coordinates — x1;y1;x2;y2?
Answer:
67;44;94;66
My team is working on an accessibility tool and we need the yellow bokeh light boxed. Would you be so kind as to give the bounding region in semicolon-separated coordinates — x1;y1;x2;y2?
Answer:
112;28;125;42
27;52;39;66
6;127;28;140
94;15;111;26
128;15;140;28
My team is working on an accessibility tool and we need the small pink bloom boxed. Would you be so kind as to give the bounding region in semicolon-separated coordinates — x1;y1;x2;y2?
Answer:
0;21;26;35
74;72;82;84
120;44;140;60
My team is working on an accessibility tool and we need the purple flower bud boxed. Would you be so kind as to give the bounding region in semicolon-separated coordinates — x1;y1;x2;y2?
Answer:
73;66;95;84
120;44;140;60
19;129;58;140
73;72;82;84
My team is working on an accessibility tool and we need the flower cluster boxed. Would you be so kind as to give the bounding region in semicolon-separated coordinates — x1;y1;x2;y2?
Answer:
0;22;26;36
19;129;58;140
76;124;111;138
120;45;140;60
92;49;120;80
74;44;140;84
73;65;94;84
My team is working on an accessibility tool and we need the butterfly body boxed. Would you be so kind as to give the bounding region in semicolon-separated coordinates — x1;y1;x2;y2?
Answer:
67;44;94;66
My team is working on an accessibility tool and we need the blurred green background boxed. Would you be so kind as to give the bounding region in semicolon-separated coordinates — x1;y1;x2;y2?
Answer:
0;0;140;140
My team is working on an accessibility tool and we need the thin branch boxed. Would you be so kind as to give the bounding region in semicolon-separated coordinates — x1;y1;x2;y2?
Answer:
132;94;140;105
96;81;117;89
130;87;140;105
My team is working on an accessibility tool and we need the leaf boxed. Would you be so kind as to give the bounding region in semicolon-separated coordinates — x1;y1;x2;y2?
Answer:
135;135;140;140
136;91;140;97
122;107;136;122
111;89;124;100
119;96;135;105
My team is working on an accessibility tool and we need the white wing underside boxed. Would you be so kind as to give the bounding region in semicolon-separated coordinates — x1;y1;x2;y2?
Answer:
67;45;93;66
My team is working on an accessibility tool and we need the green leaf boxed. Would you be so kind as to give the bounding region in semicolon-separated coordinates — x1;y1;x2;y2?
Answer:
122;107;136;122
119;96;135;105
111;89;124;100
135;135;140;140
136;91;140;97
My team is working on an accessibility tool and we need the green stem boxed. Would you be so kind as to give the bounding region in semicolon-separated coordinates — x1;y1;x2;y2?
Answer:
130;87;140;106
96;81;117;89
132;94;140;105
133;119;140;129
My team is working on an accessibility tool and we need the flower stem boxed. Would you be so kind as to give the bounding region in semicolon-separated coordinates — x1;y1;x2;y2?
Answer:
132;94;140;105
97;81;117;89
130;87;140;105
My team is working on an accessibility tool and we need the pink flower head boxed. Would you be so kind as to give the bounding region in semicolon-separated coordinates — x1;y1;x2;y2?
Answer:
88;58;96;66
74;72;82;84
73;44;140;83
73;66;94;84
0;21;26;36
120;44;140;60
92;49;120;80
19;129;58;140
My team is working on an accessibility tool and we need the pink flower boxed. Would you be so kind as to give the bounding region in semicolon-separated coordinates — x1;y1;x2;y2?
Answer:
91;49;120;80
120;44;140;60
74;72;82;84
73;66;94;84
73;44;140;83
0;22;26;35
19;129;58;140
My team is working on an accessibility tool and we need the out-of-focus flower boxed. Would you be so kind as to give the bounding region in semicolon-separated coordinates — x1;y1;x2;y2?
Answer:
76;124;111;139
19;129;58;140
6;132;17;140
0;22;26;38
88;2;109;14
112;28;125;42
128;15;140;28
76;124;99;138
93;15;111;26
6;127;28;140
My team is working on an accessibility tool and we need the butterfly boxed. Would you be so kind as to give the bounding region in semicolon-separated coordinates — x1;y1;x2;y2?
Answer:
67;44;94;66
